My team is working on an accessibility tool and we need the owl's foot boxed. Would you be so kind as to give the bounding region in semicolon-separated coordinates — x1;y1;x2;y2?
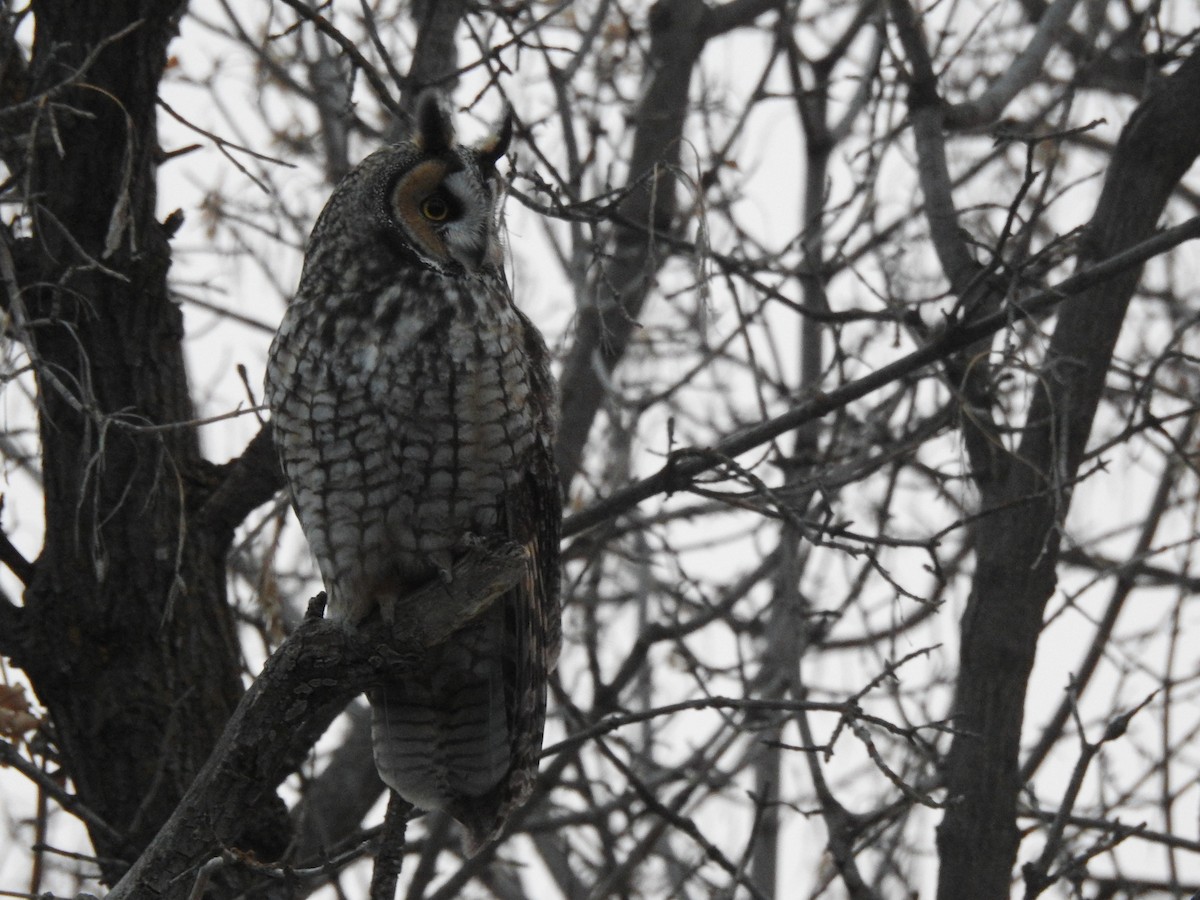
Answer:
386;538;530;649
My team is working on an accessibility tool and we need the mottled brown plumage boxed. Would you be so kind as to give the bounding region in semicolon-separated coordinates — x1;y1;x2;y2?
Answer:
265;94;559;851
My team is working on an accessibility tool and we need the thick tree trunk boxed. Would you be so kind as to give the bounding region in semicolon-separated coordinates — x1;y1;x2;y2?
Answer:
935;48;1200;899
4;0;283;884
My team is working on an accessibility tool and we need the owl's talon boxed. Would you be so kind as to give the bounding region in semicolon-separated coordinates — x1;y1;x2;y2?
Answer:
385;539;529;648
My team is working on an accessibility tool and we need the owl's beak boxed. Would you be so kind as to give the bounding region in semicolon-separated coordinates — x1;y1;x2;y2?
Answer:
447;231;500;274
454;242;488;273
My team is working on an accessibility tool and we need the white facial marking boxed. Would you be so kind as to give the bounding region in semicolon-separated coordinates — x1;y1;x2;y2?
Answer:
439;170;496;273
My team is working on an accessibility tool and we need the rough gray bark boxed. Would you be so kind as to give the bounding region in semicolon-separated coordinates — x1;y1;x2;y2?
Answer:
933;45;1200;900
0;1;286;887
110;539;524;899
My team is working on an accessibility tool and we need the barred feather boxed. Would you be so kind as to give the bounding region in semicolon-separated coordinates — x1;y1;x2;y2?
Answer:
265;99;560;852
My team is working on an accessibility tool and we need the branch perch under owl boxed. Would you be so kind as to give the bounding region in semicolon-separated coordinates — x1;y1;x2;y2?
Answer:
377;536;530;646
108;539;530;900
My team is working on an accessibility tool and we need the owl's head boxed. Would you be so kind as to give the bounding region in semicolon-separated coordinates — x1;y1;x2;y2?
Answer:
363;93;513;276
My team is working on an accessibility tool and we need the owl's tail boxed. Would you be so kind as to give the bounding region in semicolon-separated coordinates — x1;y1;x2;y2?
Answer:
369;603;518;851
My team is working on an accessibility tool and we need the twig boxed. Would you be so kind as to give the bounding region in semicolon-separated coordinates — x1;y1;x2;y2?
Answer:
1022;692;1157;898
0;20;145;124
562;215;1200;537
274;0;405;123
368;793;411;900
186;856;226;900
542;695;932;759
0;741;124;849
0;520;33;585
591;735;771;900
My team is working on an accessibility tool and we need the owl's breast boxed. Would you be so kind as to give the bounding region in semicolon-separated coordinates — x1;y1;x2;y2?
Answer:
384;304;539;537
267;277;546;621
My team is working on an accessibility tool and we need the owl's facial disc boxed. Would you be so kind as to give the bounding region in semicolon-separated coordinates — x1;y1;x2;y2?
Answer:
389;160;500;274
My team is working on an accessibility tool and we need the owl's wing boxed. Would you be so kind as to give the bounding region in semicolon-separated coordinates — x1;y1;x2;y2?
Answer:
521;310;563;672
444;305;562;849
446;429;561;849
368;302;562;851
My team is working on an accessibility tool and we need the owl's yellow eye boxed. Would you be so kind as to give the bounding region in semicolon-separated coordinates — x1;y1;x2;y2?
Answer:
421;195;451;222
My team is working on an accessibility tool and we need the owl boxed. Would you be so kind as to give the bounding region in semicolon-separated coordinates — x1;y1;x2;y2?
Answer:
265;93;560;852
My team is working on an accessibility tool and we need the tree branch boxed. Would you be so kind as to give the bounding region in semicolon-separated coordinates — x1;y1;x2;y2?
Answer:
195;423;285;543
0;589;22;659
890;0;978;289
0;524;33;586
554;0;778;489
108;541;528;899
890;0;1011;484
367;792;411;900
1020;412;1197;781
0;739;123;849
935;45;1200;900
275;0;405;124
288;702;384;869
703;0;783;38
563;212;1200;539
943;0;1082;130
403;0;468;103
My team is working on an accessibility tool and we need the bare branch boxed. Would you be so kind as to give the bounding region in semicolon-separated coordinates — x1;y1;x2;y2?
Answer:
555;0;778;488
195;424;285;543
109;541;525;899
944;0;1083;130
0;740;123;849
703;0;782;38
564;213;1200;538
936;46;1200;900
274;0;405;125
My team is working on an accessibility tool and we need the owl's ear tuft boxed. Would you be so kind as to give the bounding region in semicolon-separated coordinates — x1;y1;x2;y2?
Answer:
479;107;513;169
414;92;455;154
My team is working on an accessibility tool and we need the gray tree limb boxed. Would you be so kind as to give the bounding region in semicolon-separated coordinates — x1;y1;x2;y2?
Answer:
554;0;780;488
935;45;1200;900
109;540;527;900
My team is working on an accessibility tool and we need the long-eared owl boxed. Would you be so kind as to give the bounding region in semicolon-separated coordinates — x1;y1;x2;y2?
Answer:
265;93;560;851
